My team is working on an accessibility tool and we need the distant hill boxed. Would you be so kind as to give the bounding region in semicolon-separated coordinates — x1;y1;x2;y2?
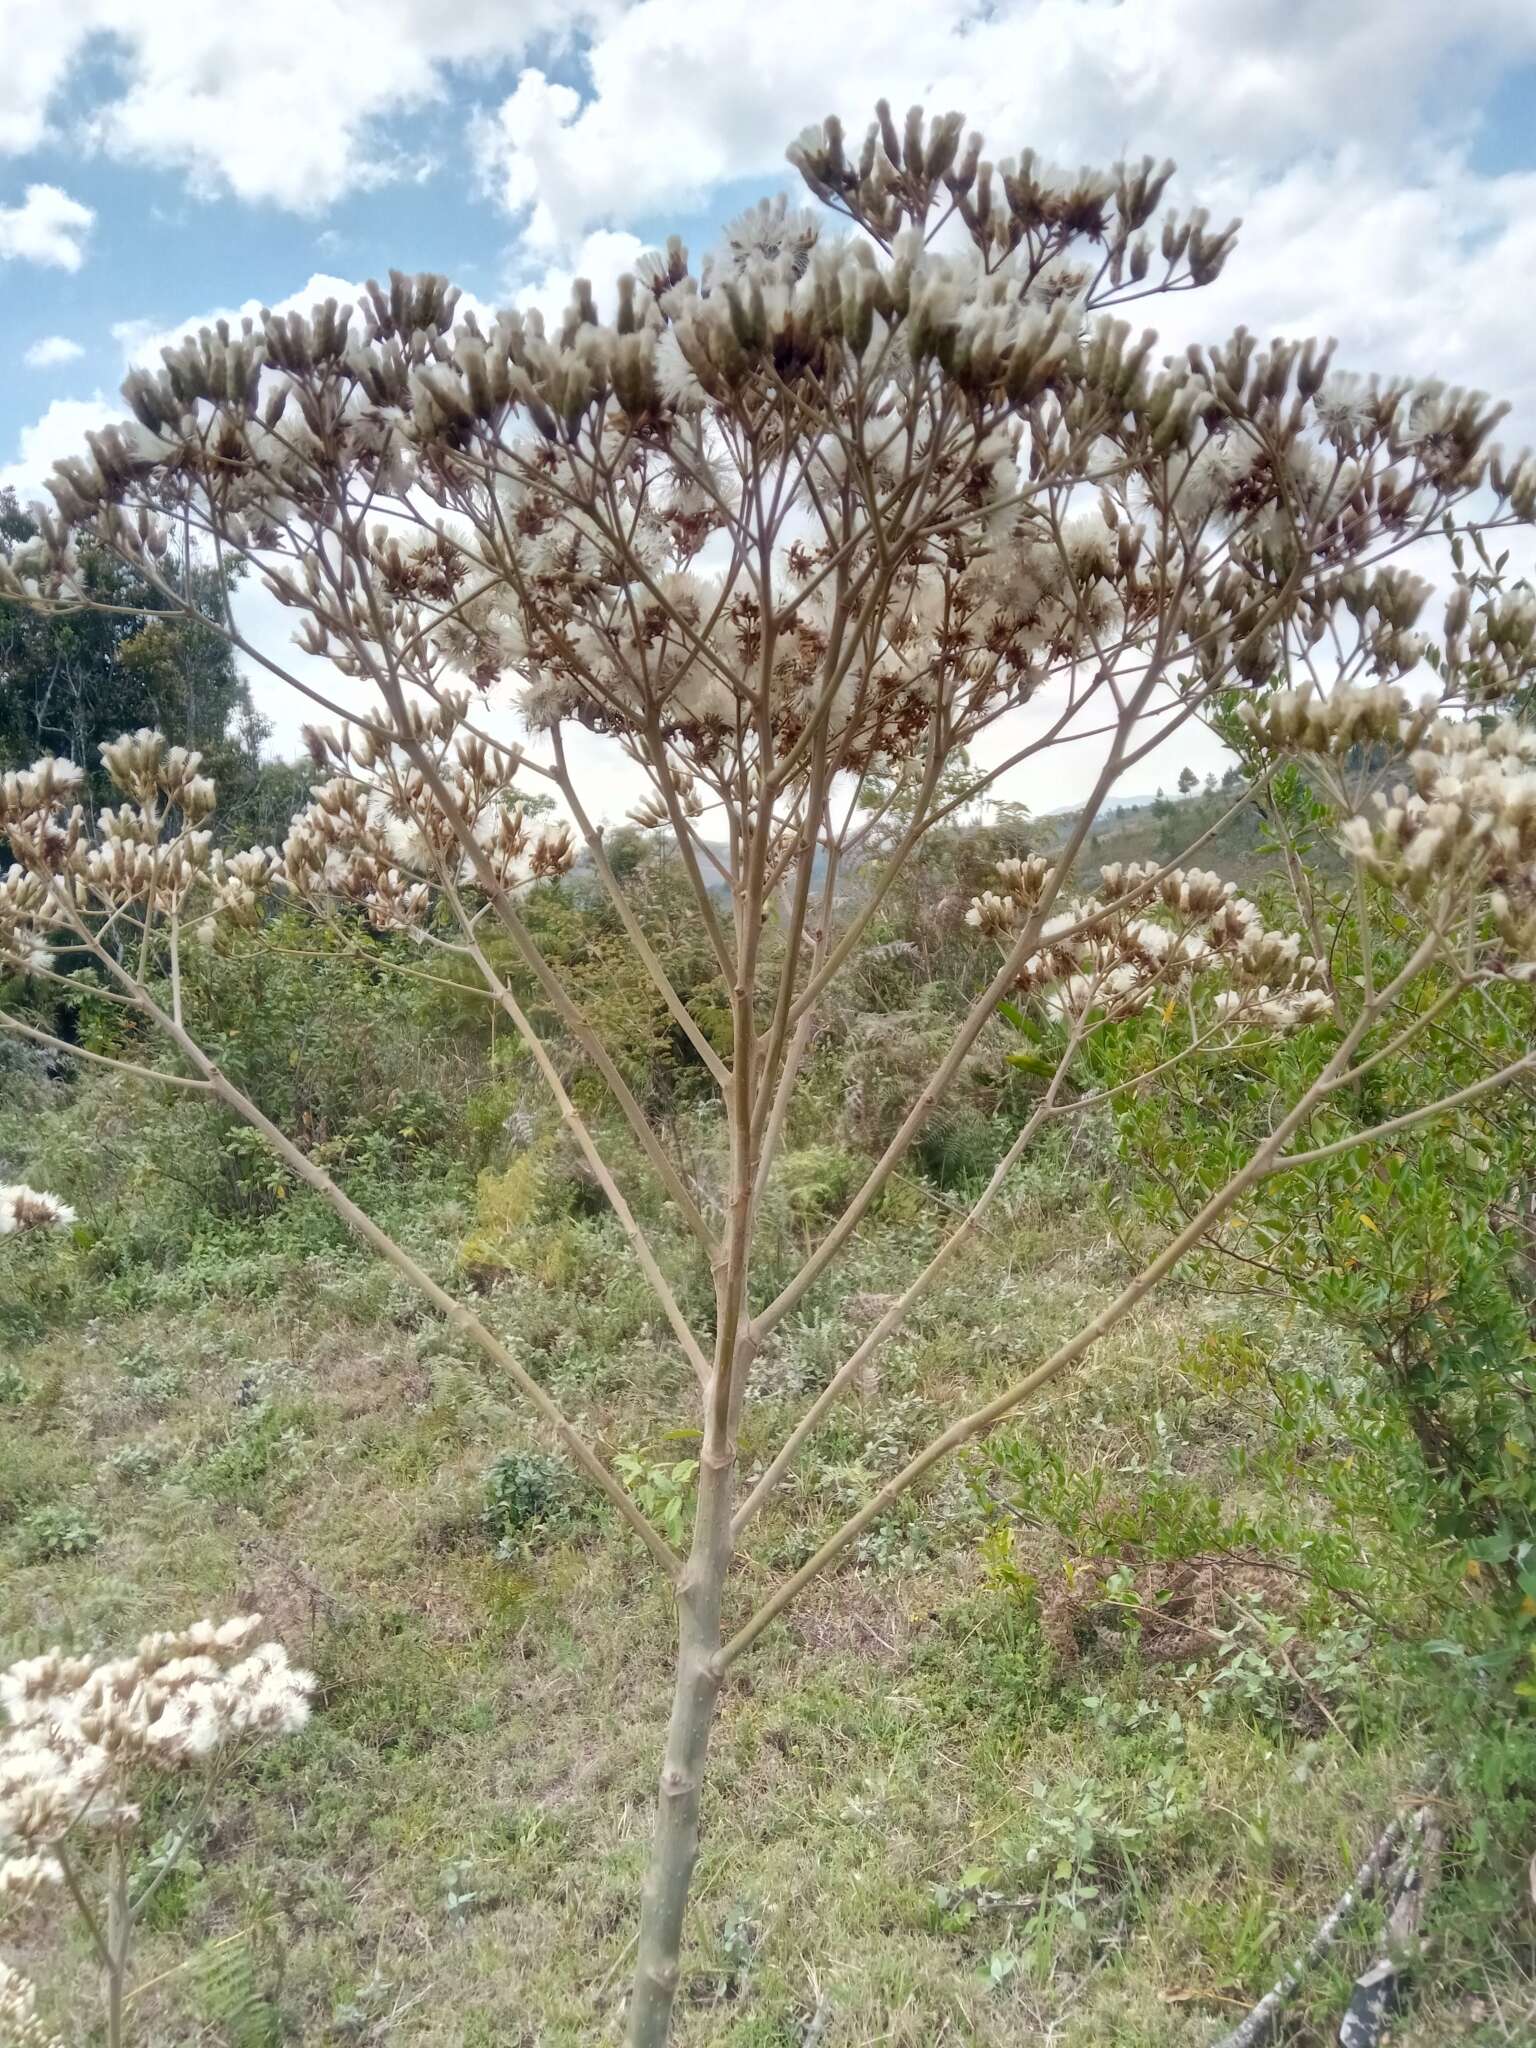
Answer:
593;783;1301;903
1036;791;1161;822
1034;782;1292;895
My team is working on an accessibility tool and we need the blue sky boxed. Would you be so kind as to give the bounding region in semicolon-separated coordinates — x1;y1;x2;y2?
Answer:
2;1;1535;803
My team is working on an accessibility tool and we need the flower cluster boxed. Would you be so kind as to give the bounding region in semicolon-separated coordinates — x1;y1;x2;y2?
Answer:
0;759;88;958
284;707;574;930
626;760;706;831
0;694;577;977
1236;680;1437;761
1;98;1526;839
1338;715;1536;922
965;852;1057;931
0;731;225;979
969;857;1330;1031
0;1187;75;1237
0;1962;61;2048
1239;681;1536;969
788;102;1220;296
1456;581;1536;702
0;1617;314;1904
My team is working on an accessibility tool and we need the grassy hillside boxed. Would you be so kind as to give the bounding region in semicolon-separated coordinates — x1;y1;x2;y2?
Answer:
4;1010;1533;2044
1040;780;1291;897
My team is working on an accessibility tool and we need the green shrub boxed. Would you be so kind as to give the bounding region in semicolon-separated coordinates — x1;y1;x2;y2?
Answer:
106;1441;165;1484
778;1146;862;1225
1066;760;1536;1629
189;1401;314;1507
480;1449;577;1555
459;1150;554;1281
16;1503;102;1561
121;1344;188;1412
911;1106;1007;1192
192;1933;282;2048
0;1228;83;1342
613;1453;698;1548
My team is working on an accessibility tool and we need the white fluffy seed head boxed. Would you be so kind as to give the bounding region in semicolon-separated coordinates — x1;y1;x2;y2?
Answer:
0;1187;75;1237
0;1959;63;2048
1;1618;315;1884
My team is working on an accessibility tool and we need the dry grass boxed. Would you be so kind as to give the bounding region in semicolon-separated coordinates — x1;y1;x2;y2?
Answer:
3;1156;1533;2045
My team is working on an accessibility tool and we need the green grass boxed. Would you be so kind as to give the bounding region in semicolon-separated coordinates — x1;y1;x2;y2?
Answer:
3;1124;1535;2044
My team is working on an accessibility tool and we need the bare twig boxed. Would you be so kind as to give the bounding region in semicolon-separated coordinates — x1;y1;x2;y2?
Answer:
1208;1807;1417;2048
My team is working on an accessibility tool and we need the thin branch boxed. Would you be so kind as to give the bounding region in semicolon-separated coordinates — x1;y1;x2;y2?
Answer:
1269;1051;1536;1176
752;668;1168;1343
442;888;714;1390
1208;1806;1420;2048
719;941;1436;1669
0;1011;212;1091
549;727;729;1090
129;1783;215;1924
56;1844;110;1971
48;905;684;1580
393;724;713;1254
733;1018;1085;1534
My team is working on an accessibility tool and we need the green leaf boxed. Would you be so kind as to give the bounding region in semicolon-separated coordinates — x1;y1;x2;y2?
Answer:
1005;1051;1062;1079
997;998;1044;1042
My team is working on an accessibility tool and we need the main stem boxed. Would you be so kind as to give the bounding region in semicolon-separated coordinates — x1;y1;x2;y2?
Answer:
627;1428;735;2046
629;798;763;2044
106;1838;128;2048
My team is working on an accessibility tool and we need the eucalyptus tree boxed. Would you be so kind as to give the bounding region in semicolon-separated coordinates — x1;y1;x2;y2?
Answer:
3;98;1536;2043
0;490;256;806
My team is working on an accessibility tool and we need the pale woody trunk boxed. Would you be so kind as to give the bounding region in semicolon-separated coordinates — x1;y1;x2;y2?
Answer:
627;1441;734;2046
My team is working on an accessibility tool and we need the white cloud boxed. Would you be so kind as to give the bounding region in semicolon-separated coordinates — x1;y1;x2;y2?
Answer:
0;3;90;155
2;4;583;211
110;274;371;370
510;227;647;320
1164;157;1536;445
4;0;1525;225
972;686;1237;820
22;335;85;368
470;4;1536;454
1;394;115;496
473;0;1536;251
6;0;1533;813
0;184;94;269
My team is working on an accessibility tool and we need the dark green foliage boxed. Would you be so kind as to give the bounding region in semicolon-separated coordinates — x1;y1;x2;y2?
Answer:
983;1436;1257;1564
1084;769;1536;1616
481;1448;580;1554
181;917;478;1172
0;490;260;813
15;1502;102;1561
457;843;732;1119
216;754;315;848
132;1829;204;1932
190;1400;315;1508
10;918;489;1250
